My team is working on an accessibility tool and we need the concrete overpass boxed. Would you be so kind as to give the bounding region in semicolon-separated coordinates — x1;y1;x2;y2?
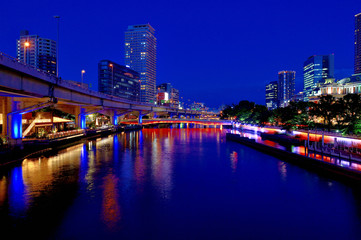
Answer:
0;51;210;145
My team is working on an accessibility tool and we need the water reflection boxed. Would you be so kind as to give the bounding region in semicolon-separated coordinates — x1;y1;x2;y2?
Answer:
230;151;238;172
2;128;360;239
8;166;28;218
278;162;287;181
102;173;121;231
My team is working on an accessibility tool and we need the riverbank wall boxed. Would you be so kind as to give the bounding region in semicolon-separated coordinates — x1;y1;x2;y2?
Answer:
226;133;361;183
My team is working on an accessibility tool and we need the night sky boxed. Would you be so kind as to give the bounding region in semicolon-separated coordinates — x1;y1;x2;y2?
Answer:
1;0;360;108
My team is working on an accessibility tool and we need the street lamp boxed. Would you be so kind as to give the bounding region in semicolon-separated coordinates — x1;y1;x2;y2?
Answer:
81;70;85;85
109;63;114;96
24;41;30;64
54;15;60;78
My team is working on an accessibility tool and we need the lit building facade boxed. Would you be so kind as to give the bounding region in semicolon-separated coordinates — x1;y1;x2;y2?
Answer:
307;74;361;103
98;60;140;102
278;71;295;107
156;83;180;108
16;30;57;75
303;54;334;101
355;13;361;74
125;24;157;103
265;81;278;110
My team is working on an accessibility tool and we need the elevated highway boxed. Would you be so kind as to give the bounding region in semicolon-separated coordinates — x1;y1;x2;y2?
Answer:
0;51;212;145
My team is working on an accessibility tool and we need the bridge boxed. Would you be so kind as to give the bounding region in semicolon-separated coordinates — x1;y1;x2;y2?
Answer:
0;51;216;145
119;118;231;127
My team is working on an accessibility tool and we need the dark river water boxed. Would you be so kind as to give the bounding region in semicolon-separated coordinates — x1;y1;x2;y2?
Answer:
1;128;361;239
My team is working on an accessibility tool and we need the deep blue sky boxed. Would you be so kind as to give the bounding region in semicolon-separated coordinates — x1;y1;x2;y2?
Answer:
1;0;360;108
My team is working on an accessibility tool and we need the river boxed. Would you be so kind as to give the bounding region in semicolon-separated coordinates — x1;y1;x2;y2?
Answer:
1;128;361;239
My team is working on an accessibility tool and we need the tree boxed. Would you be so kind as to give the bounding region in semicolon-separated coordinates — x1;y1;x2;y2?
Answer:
310;95;335;131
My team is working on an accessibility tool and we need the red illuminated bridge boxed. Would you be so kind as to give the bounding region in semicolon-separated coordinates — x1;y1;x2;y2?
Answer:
119;118;232;127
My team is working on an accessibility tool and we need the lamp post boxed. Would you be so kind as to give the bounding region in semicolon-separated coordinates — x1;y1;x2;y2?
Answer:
54;15;60;78
24;41;30;64
81;70;85;86
109;63;114;96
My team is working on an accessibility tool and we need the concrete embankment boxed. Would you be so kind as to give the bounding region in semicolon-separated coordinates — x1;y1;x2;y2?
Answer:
226;133;361;183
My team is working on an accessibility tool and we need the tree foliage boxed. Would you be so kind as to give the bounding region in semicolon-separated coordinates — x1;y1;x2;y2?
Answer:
221;94;361;135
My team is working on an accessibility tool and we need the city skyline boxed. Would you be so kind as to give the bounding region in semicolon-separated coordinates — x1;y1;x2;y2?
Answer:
0;0;360;108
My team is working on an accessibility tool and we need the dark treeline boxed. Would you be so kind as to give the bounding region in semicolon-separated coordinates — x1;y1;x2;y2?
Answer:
221;94;361;135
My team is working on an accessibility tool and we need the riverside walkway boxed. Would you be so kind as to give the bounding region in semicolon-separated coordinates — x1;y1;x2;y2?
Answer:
228;124;361;181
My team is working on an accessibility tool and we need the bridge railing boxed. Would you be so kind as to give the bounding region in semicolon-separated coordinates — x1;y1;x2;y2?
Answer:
0;51;59;82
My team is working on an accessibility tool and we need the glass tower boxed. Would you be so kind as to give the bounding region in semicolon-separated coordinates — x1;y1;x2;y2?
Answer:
125;24;157;103
355;13;361;74
278;71;295;107
98;60;140;102
16;30;57;75
303;54;334;101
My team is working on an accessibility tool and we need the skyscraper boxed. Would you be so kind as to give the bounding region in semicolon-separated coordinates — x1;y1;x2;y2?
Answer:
355;13;361;74
16;30;57;75
303;54;334;101
98;60;140;102
265;81;278;110
125;24;157;103
278;71;295;107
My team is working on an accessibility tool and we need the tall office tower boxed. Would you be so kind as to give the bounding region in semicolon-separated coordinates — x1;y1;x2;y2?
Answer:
98;60;140;102
265;81;278;110
125;24;157;103
278;71;295;107
16;30;57;75
303;54;334;101
355;13;361;74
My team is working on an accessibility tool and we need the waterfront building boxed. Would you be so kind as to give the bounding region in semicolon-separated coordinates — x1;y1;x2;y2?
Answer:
125;24;157;103
355;13;361;74
303;54;334;101
278;71;295;107
308;74;361;102
16;30;57;75
98;60;140;102
265;81;278;110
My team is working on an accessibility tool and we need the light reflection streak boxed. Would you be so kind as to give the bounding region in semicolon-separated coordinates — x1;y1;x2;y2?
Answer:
101;173;121;231
151;132;174;200
8;166;28;217
230;151;238;172
278;162;287;181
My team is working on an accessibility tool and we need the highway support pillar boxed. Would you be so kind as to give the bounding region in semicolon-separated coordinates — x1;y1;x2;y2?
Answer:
138;111;144;125
111;111;118;126
6;98;22;147
76;107;86;129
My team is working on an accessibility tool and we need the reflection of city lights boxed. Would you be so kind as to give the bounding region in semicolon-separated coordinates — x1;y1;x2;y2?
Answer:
230;151;238;172
102;174;121;230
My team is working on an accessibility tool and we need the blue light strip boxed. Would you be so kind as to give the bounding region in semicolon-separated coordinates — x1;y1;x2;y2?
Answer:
11;114;22;139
